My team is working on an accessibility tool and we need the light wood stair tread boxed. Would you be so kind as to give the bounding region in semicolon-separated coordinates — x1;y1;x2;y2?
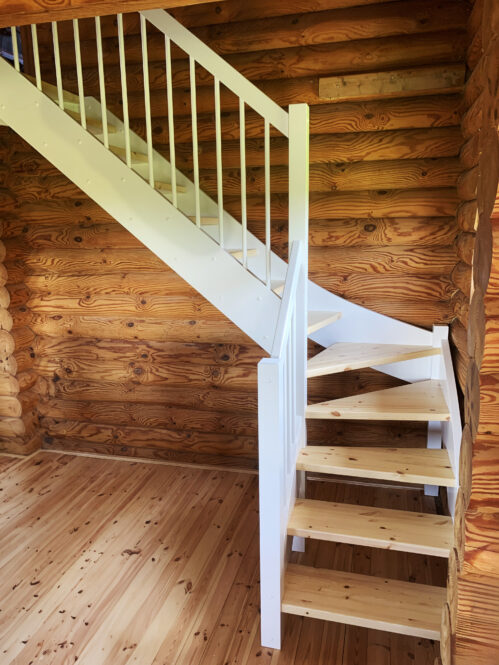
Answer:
308;311;341;334
306;379;449;421
228;248;258;259
109;145;149;164
288;498;453;557
283;563;445;640
307;342;440;378
155;180;187;193
296;446;456;487
189;216;219;225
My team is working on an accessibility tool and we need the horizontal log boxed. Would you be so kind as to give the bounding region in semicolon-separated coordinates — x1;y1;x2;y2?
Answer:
42;399;258;437
57;30;466;98
469;433;499;510
466;26;483;71
0;372;19;396
29;313;250;344
36;1;468;67
457;201;479;232
451;262;472;298
319;63;465;103
0;308;13;332
460;134;480;170
461;91;485;139
173;128;463;170
6;283;30;309
457;166;479;201
0;286;10;309
0;330;15;356
17;369;38;393
481;320;499;374
192;158;462;195
0;395;23;418
13;347;33;373
41;417;257;458
478;373;499;435
11;326;36;350
456;232;475;265
0;416;25;437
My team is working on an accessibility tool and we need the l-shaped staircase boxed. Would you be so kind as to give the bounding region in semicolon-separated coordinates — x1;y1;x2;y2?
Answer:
0;10;461;656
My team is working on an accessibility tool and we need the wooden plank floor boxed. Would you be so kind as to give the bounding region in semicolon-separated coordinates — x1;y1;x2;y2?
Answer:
0;452;445;664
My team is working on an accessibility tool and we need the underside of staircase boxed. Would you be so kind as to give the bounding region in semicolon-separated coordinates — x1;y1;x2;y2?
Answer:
0;7;463;662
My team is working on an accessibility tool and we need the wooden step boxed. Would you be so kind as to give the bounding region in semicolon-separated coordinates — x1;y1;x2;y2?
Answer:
109;145;149;164
307;343;440;378
288;498;453;557
308;310;341;334
188;216;219;225
296;446;456;487
65;109;118;134
306;380;449;421
271;280;284;296
155;181;187;194
228;248;258;259
283;563;445;640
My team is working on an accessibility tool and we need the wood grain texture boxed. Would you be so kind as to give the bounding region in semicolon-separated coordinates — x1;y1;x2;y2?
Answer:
0;451;444;664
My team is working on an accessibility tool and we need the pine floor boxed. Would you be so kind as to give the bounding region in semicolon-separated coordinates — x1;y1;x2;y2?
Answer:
0;451;445;664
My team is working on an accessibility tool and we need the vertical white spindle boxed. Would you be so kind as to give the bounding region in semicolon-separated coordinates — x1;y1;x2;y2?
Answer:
189;56;201;227
117;13;131;168
95;16;109;149
72;19;86;130
51;22;64;110
31;24;42;90
140;14;154;187
10;27;20;72
239;98;247;267
264;119;271;287
165;35;177;207
214;77;224;248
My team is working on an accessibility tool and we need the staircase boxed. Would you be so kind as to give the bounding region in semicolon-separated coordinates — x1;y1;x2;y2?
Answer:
0;10;461;658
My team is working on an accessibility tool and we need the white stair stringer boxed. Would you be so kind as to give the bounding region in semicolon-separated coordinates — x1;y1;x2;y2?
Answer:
0;58;280;354
82;99;433;383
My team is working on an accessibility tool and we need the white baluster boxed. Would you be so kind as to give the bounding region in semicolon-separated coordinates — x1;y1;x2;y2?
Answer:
10;27;20;72
239;98;247;268
140;14;154;187
72;19;86;130
31;24;42;90
51;22;64;110
264;119;271;287
165;35;177;207
214;77;224;248
117;13;131;168
189;55;200;227
95;16;109;149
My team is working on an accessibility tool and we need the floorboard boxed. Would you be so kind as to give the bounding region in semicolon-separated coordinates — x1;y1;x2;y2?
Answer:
0;451;444;664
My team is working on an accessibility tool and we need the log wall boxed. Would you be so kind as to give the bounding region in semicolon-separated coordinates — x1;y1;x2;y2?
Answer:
447;0;499;662
2;0;470;464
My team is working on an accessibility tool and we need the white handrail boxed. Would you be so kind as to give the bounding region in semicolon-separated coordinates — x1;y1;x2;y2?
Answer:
140;9;289;137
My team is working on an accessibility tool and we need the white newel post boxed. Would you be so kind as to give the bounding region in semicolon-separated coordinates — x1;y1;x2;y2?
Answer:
258;357;284;649
289;104;310;552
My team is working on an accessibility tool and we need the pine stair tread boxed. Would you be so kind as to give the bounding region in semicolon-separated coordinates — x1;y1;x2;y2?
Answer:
109;145;149;164
308;311;341;334
296;446;456;487
228;248;258;259
306;380;449;421
307;342;440;378
189;216;219;225
288;498;453;557
283;563;445;640
155;181;187;193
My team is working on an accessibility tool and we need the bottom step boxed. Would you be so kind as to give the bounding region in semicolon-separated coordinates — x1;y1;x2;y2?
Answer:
283;564;445;640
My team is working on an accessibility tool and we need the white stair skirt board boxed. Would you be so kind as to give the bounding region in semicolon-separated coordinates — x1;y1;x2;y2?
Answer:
288;498;453;557
0;59;280;353
296;446;457;487
283;564;445;640
307;343;440;378
306;379;450;421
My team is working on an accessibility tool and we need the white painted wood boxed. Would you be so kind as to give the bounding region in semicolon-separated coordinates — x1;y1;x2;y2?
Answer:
94;16;109;149
240;99;248;268
0;59;280;353
30;24;42;91
164;35;177;208
51;22;64;110
10;27;19;72
140;14;154;187
72;19;86;130
189;56;201;228
214;77;224;248
424;421;442;496
117;14;131;168
142;9;289;137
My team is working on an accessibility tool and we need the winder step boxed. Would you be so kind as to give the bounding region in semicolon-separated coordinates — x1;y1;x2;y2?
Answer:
307;342;440;378
296;446;456;487
283;564;445;640
288;498;453;557
308;311;341;335
306;380;449;421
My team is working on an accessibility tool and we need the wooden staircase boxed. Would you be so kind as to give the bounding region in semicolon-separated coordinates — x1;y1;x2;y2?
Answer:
281;334;456;641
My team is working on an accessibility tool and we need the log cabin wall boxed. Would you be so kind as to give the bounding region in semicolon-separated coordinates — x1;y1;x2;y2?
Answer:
1;0;470;466
449;0;499;662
